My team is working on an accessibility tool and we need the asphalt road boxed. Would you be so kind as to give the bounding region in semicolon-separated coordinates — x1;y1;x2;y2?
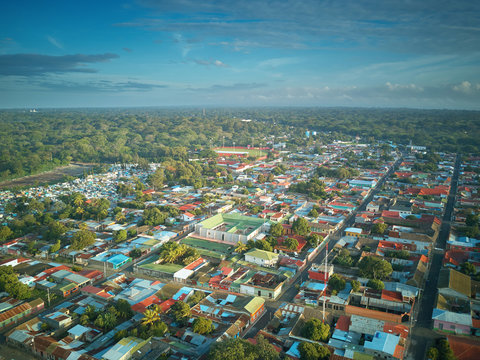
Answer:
407;155;461;360
243;155;403;339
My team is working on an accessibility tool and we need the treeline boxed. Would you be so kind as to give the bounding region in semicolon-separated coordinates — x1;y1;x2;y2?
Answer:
1;107;479;181
0;108;292;181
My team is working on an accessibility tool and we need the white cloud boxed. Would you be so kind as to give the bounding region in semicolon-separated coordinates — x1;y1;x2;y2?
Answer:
47;36;63;49
453;81;473;94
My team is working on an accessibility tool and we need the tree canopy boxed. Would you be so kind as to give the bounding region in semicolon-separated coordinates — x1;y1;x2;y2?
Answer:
301;318;330;342
292;217;311;236
358;256;393;280
207;335;279;360
70;229;96;250
299;342;330;360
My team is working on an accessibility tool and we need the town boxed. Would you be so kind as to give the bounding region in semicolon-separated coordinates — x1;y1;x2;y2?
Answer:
0;131;476;360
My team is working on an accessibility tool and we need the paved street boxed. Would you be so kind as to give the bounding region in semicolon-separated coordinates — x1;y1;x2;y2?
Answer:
406;155;460;360
243;155;403;339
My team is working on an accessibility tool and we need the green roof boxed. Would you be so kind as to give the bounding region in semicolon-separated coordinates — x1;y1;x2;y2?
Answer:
57;282;77;292
199;213;268;235
244;297;265;314
245;249;279;261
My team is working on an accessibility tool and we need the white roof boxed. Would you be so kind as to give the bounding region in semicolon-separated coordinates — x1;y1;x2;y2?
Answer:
174;268;194;280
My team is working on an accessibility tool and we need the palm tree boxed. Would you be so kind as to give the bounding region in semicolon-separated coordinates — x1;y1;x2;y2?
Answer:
142;309;159;327
235;241;248;253
73;194;84;207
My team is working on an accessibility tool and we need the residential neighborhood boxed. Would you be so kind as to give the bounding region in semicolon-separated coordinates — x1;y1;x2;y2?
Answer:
0;139;477;360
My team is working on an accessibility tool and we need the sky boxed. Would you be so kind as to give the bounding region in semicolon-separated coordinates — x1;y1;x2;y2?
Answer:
1;0;479;109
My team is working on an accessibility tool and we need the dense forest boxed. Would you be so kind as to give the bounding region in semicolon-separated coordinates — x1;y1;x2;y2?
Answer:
1;107;479;181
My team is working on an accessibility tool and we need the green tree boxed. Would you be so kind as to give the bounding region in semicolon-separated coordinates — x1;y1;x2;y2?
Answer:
129;248;142;259
328;273;346;292
143;207;168;226
171;301;191;325
142;309;160;327
71;229;96;250
427;347;439;360
466;213;479;227
306;234;321;248
358;256;393;280
334;248;353;267
256;239;273;251
255;334;279;360
207;336;278;360
44;221;67;241
309;208;319;218
367;279;385;290
187;291;206;306
371;222;388;234
299;342;330;360
351;280;361;292
460;262;476;276
49;239;61;253
0;266;31;300
284;237;299;251
301;318;330;342
269;223;285;237
192;317;215;335
208;338;255;360
235;241;248;253
116;299;134;320
114;229;128;243
292;217;311;236
0;226;13;242
437;339;456;360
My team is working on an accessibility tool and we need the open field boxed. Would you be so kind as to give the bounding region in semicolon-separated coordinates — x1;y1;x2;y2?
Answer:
214;147;268;157
0;163;95;190
138;257;183;274
181;237;234;254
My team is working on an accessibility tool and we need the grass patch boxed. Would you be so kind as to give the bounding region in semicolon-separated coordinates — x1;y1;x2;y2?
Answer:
139;257;183;274
181;237;234;254
214;147;267;157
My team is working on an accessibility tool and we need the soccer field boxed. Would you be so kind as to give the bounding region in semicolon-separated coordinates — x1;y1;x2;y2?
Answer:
214;147;268;157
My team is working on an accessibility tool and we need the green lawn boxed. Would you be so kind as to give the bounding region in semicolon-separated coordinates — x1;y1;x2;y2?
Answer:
214;147;267;157
139;257;183;274
181;237;234;254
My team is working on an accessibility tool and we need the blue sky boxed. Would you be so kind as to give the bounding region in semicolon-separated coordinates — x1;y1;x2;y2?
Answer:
1;0;479;109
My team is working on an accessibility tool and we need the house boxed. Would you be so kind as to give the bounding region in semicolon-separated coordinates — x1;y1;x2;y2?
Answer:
0;299;44;329
43;310;72;329
432;308;473;335
345;227;365;238
102;336;150;360
437;269;471;299
308;263;334;282
244;249;279;267
364;331;403;360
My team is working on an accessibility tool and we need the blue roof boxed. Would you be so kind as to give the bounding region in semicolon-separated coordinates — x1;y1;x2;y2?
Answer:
306;282;326;291
107;254;131;265
364;331;399;356
286;341;301;358
226;294;237;303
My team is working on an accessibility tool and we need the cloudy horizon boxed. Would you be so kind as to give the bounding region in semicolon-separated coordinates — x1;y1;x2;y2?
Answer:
1;0;479;109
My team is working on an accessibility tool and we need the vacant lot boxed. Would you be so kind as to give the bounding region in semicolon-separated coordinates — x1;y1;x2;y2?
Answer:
0;163;95;190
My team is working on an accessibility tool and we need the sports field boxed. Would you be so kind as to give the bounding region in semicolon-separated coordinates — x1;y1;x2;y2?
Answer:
181;237;234;254
214;147;267;157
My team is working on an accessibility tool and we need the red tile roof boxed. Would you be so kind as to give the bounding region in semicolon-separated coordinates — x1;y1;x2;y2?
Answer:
335;315;351;332
131;294;162;313
447;335;480;360
381;290;403;302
